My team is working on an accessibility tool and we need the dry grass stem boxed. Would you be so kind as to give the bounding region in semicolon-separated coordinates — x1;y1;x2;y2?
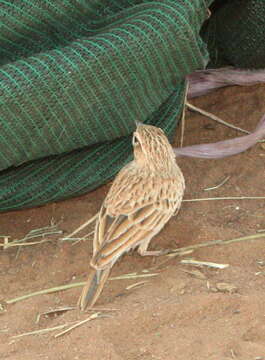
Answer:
82;308;119;312
54;312;102;338
1;224;62;249
0;328;8;333
180;259;229;269
61;231;94;243
150;249;194;269
72;231;95;246
6;282;86;304
183;196;265;202
109;273;159;281
2;236;10;249
6;272;158;305
16;226;62;242
11;323;71;339
1;239;56;248
255;271;265;276
63;213;99;240
180;81;189;147
186;102;249;134
230;349;237;359
166;249;194;257
204;176;231;191
36;306;76;324
170;233;265;254
126;281;148;290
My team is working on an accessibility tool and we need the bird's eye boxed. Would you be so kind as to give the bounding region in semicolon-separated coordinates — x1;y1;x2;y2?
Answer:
133;135;139;146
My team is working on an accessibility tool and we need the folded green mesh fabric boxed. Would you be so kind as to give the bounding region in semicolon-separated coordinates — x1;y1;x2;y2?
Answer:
202;0;265;68
2;0;265;211
0;0;211;211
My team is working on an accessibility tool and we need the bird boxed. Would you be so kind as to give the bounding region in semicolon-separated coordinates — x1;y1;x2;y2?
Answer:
78;123;185;310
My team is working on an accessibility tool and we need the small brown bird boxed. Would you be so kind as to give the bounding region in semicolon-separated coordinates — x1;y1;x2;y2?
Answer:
78;123;185;310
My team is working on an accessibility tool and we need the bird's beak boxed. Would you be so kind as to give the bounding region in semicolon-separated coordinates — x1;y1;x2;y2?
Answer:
135;120;143;127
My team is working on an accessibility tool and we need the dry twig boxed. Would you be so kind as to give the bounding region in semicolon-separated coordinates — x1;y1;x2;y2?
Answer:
169;233;265;254
203;176;231;191
183;196;265;202
180;81;189;147
6;272;159;305
54;312;103;338
12;324;71;339
0;224;62;249
62;213;99;240
186;102;249;134
180;259;229;269
126;281;148;290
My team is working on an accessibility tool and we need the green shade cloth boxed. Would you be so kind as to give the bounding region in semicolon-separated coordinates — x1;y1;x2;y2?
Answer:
4;0;265;211
202;0;265;68
0;0;210;211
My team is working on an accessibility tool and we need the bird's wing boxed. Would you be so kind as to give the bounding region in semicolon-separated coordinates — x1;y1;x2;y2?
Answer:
92;166;184;270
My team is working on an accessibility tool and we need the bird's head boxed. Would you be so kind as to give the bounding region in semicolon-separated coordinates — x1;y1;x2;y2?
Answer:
132;123;175;170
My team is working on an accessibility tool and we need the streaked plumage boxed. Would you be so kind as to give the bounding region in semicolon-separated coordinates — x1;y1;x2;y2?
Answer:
78;124;185;310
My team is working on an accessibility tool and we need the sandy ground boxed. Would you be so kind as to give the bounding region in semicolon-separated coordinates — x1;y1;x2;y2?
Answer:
1;84;265;360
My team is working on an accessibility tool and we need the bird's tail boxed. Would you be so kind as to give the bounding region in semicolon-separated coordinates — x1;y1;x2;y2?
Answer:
78;266;111;311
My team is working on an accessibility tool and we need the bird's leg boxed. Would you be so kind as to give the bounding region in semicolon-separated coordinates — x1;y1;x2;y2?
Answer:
137;239;170;256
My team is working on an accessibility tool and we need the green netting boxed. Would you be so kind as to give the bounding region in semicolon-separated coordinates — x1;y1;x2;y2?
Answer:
202;0;265;68
0;0;211;211
2;0;265;212
0;85;185;210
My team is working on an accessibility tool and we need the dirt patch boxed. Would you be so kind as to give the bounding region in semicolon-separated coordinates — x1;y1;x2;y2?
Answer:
1;84;265;360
